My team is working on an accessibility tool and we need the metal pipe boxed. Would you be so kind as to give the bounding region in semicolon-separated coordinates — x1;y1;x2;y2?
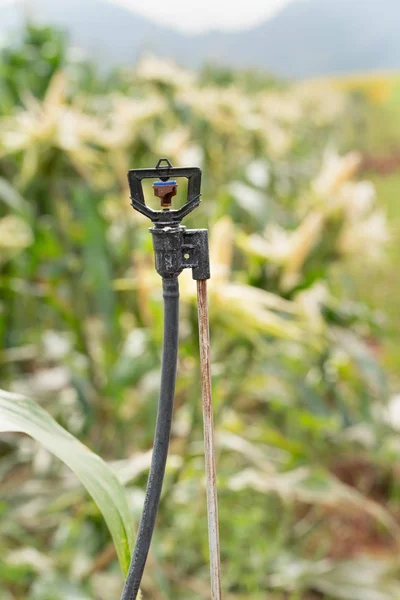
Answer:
197;279;222;600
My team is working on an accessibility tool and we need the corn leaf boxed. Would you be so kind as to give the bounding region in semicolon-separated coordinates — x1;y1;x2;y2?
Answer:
0;389;134;574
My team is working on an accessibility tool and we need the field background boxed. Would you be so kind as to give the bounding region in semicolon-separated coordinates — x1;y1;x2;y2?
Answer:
1;25;400;600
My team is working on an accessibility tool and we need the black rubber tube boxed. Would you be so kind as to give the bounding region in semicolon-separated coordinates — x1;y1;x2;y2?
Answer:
121;277;179;600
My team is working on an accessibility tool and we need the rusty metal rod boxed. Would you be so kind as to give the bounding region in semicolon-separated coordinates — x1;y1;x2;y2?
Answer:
196;279;222;600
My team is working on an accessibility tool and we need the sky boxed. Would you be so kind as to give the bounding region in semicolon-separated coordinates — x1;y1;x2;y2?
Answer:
1;0;293;34
110;0;293;33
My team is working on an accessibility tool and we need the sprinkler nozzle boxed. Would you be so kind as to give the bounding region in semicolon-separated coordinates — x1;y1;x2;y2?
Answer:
153;180;178;210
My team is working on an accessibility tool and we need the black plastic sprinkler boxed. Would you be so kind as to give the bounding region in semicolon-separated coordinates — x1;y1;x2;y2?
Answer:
121;158;222;600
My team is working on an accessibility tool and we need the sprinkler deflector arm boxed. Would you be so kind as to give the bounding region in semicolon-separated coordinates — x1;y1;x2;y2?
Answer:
122;159;221;600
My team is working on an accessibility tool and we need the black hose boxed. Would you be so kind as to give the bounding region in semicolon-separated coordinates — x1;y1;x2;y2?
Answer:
121;277;179;600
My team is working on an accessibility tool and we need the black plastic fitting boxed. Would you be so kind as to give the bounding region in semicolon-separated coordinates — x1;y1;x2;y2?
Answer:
150;226;210;280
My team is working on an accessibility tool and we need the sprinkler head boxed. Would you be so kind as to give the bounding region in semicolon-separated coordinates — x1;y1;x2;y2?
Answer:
128;158;209;280
128;157;201;227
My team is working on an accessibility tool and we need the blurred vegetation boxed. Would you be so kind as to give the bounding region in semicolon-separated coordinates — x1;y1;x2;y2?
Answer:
1;25;400;600
333;72;400;381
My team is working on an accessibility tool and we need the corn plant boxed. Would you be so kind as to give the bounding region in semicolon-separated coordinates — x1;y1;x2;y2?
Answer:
0;26;399;600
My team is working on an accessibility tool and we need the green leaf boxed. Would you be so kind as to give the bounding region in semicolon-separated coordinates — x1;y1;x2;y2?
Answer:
0;389;134;574
72;188;116;338
0;177;31;220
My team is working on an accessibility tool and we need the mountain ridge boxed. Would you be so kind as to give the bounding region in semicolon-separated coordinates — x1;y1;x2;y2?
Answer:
2;0;400;78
